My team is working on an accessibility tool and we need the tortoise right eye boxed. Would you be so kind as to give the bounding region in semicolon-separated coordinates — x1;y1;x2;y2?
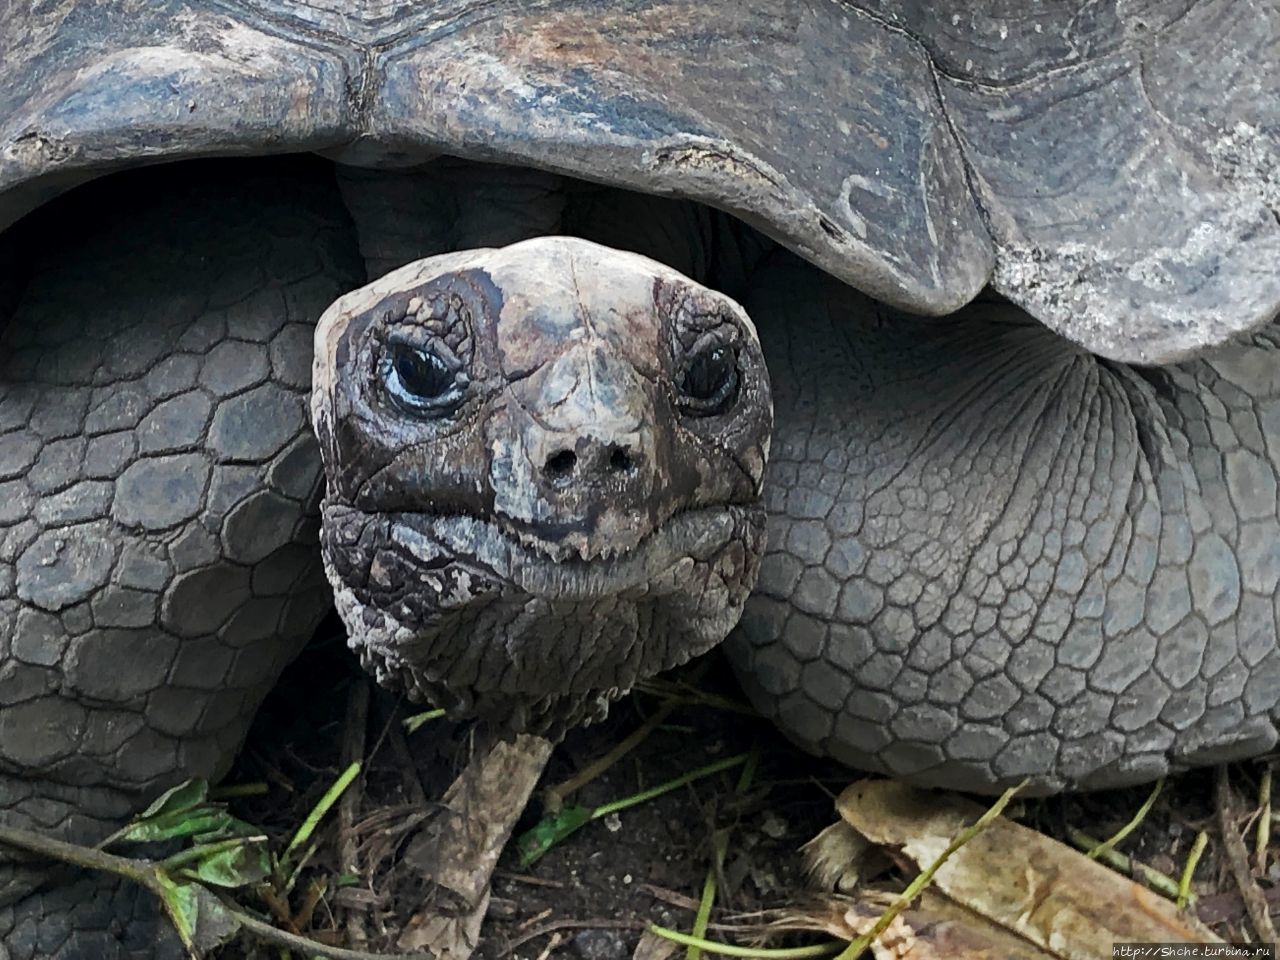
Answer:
679;344;739;416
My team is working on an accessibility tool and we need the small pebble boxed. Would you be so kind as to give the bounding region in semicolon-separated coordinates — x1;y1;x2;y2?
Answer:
572;928;629;960
761;812;788;839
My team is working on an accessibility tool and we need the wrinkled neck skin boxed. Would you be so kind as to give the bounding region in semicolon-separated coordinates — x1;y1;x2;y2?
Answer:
312;214;772;737
320;504;764;735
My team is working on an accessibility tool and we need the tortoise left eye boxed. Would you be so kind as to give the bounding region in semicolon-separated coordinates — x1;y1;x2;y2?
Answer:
384;342;467;417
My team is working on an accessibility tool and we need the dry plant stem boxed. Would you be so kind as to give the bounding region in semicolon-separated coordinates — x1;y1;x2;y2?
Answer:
387;716;430;807
229;904;437;960
642;883;703;912
338;679;370;873
1256;763;1272;875
280;837;323;898
493;870;564;889
533;930;564;960
1088;777;1163;860
833;778;1028;960
258;881;297;929
1065;827;1183;901
1178;831;1209;910
651;926;843;959
518;907;554;932
1215;766;1278;943
339;679;372;945
294;876;328;932
544;701;678;808
689;749;760;960
504;918;647;955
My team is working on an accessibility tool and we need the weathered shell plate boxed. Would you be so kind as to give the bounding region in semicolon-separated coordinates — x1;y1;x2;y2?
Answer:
3;0;1278;363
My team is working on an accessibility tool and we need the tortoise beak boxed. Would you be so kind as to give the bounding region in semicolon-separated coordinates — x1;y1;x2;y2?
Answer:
489;338;667;561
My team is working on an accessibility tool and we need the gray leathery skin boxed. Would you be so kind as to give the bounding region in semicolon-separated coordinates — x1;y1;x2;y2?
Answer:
728;253;1280;795
335;161;567;279
5;1;1278;363
312;238;771;736
0;161;364;958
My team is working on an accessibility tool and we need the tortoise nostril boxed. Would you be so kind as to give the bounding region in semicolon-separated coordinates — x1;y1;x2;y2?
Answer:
608;445;634;473
544;449;577;480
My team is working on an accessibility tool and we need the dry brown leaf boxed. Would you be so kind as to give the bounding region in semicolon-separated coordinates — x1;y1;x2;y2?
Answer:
395;889;487;960
836;780;1221;959
910;890;1065;960
768;894;1054;960
631;927;681;960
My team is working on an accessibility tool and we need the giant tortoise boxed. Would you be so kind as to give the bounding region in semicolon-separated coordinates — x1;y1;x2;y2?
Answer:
2;1;1279;956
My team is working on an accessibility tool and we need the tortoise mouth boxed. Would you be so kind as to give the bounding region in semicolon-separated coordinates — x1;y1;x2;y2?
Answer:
321;500;764;604
318;499;766;734
389;504;760;597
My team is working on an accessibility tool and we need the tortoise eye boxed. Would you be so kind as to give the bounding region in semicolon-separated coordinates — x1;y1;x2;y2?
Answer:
680;344;738;416
384;342;467;417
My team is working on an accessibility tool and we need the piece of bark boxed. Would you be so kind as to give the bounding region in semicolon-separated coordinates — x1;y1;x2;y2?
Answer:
396;734;555;959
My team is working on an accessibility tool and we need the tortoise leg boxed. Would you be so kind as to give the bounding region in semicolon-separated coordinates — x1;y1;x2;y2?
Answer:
729;251;1280;794
0;159;363;958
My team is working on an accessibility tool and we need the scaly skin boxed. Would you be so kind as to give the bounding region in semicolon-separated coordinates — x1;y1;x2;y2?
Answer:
730;254;1280;793
0;160;364;958
327;174;1280;792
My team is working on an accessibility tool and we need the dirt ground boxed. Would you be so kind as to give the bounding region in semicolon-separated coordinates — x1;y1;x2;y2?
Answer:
221;615;1277;959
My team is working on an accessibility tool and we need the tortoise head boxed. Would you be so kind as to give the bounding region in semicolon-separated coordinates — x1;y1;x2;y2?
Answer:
311;236;772;734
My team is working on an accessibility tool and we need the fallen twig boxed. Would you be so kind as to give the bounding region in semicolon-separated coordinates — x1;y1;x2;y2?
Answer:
1256;763;1272;876
338;679;372;945
0;822;433;960
1215;766;1277;942
229;903;436;960
503;918;647;956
